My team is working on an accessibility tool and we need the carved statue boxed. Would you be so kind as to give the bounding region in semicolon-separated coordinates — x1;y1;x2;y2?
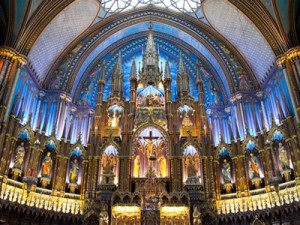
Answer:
99;206;109;225
193;206;202;225
101;157;115;184
13;142;25;169
187;160;198;178
69;159;80;183
41;152;52;178
108;109;121;128
102;158;114;175
222;159;231;183
158;155;167;177
133;155;140;177
249;153;260;179
182;112;193;127
278;143;290;170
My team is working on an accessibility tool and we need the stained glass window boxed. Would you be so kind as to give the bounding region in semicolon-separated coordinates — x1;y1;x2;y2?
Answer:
99;0;202;18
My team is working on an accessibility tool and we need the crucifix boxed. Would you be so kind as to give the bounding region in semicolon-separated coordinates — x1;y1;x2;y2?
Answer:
140;130;161;158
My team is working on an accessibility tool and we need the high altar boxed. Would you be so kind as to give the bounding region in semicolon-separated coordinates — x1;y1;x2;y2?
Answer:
97;26;200;224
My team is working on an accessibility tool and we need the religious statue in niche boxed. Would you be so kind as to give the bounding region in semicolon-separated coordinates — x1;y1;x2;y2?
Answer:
107;104;123;128
158;155;167;177
13;142;25;169
222;159;231;183
101;156;115;184
40;151;53;188
11;142;26;179
249;153;260;179
278;143;290;170
183;146;201;184
133;155;140;177
69;158;80;184
178;105;194;127
41;152;52;178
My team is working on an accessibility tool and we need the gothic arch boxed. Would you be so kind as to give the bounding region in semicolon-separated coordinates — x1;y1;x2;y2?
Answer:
99;140;120;156
267;125;285;142
131;121;170;156
181;141;203;157
70;143;87;159
17;125;35;145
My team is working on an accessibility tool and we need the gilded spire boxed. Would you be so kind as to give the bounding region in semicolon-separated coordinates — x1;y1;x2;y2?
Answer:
164;57;171;79
145;26;156;55
99;60;106;81
130;57;137;79
143;25;159;67
177;52;190;96
196;59;203;82
178;52;185;74
112;51;123;95
115;51;122;75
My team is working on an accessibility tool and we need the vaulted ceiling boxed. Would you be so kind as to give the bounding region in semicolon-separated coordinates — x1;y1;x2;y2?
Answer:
0;0;298;104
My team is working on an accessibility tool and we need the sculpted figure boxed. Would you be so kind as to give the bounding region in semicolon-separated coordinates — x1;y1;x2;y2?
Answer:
249;153;260;178
13;142;25;169
69;159;80;183
187;160;198;178
158;155;167;177
103;158;114;175
182;112;193;127
133;155;140;177
193;206;202;225
278;143;290;170
222;159;231;183
41;152;52;178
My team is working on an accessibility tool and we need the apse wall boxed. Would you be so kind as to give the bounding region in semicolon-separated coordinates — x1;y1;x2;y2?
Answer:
11;61;292;149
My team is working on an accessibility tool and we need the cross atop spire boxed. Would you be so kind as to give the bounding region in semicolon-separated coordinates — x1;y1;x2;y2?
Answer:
145;25;157;62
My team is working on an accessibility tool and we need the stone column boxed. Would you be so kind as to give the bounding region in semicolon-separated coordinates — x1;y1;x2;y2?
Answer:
80;159;88;197
208;156;215;197
277;51;300;122
202;156;210;198
164;77;173;132
213;159;221;200
0;47;27;123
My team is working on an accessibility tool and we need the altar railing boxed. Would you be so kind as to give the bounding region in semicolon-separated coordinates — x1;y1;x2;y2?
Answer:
0;177;84;215
217;180;300;215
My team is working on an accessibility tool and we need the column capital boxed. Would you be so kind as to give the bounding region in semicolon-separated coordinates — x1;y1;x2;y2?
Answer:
0;46;27;66
276;46;300;66
286;46;300;61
